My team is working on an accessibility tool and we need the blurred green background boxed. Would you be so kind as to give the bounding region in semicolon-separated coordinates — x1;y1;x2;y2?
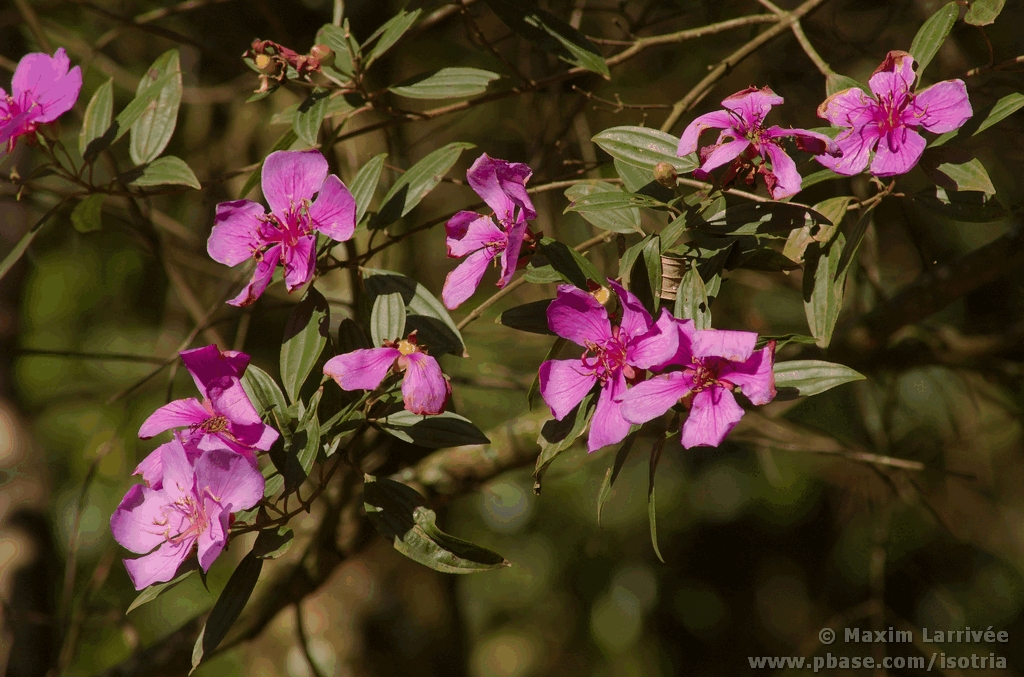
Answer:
2;0;1024;675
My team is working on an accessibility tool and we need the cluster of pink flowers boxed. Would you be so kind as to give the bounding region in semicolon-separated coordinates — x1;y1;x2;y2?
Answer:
111;346;273;590
680;51;971;196
1;48;81;154
538;283;776;451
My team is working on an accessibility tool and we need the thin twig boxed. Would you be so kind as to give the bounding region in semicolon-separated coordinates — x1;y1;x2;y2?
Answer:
791;20;830;76
13;0;53;52
13;348;167;363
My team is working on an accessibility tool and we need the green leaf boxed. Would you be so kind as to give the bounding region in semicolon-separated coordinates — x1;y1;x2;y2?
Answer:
619;233;652;282
648;430;668;564
364;9;422;68
350;153;387;224
534;391;596;493
252;527;294;560
628;235;662;315
825;72;866;97
783;196;851;263
909;2;959;75
564;189;664;215
127;156;201;189
316;21;359;77
79;78;113;157
241;365;290;422
272;91;354;126
673;260;710;329
70;194;104;233
975;92;1024;135
129;49;182;165
378;410;490;448
523;264;563;284
800;168;844;190
912;187;1007;222
564;182;642;233
498;299;554;335
363;475;509;572
802;230;850;349
773;360;866;399
370;292;407;346
597;429;638;526
755;333;818;350
294;390;321;476
85;70;177;162
191;552;263;673
964;0;1005;25
280;287;330;403
371;142;474;228
337;317;372;353
692;201;831;237
538;237;604;290
389;67;501;99
126;570;194;614
658;214;687;253
922;156;996;196
293;88;331;146
484;0;609;76
362;269;466;357
593;126;697;174
614;158;650;192
238;129;297;199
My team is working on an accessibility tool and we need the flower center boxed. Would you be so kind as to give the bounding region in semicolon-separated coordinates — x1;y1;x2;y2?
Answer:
582;326;631;384
397;340;417;356
199;415;229;434
158;495;211;544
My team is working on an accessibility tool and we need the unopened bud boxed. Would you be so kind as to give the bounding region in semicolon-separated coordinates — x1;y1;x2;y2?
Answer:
310;44;332;62
653;161;677;188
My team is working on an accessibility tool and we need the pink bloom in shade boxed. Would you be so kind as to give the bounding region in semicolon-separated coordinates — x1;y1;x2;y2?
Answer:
207;149;357;307
138;345;278;460
816;50;972;177
133;434;203;490
619;321;776;449
110;443;264;590
538;281;679;453
0;49;82;154
678;86;840;200
442;154;537;310
323;332;451;416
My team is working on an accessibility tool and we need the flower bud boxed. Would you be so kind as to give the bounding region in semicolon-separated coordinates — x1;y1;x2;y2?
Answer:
254;53;274;72
653;161;677;188
310;44;332;61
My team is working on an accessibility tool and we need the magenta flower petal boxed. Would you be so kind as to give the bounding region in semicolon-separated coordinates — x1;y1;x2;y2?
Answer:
608;280;652;338
759;142;802;199
867;51;916;101
722;86;784;125
765;126;840;156
194;449;264;513
691;329;756;362
399;352;450;415
206;381;264;436
913;80;972;133
180;345;250;394
282;234;316;292
308;174;356;242
678;110;735;156
229;243;283;307
11;48;82;124
261;149;328;215
197;504;229;572
139;398;208;439
680;386;745;448
466;154;535;222
546;285;612;347
699;136;752;174
497;217;528;288
446;214;505;258
817;125;878;176
324;347;401;391
443;247;497;310
122;540;194;590
587;375;632;452
539;359;598;420
619;372;692;425
870;127;926;177
110;485;168;555
627;308;679;369
817;87;876;129
133;436;202;489
208;200;265;267
719;342;776;406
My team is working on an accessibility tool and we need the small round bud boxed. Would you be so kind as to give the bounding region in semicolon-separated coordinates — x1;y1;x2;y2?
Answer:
254;54;273;71
653;161;678;188
310;44;332;62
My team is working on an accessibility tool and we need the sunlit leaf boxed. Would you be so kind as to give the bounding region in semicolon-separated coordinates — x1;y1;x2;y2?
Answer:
964;0;1005;25
564;182;642;233
378;410;490;448
127;156;201;190
130;49;182;165
364;9;422;68
370;291;407;346
593;126;697;174
79;78;113;157
909;2;959;74
371;142;475;228
389;68;501;99
280;287;330;403
362;269;466;357
773;360;865;399
350;153;387;224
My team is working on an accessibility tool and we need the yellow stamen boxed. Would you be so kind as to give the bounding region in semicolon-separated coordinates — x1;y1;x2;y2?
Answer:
397;340;417;355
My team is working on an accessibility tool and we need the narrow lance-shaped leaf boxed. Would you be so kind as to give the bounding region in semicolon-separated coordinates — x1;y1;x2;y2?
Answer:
773;360;865;399
83;71;176;163
534;392;596;493
294;389;321;476
909;2;959;75
370;291;407;346
564;182;641;234
293;88;331;146
362;269;467;357
539;237;604;290
363;475;509;573
364;9;422;68
499;299;555;335
241;365;290;422
674;260;710;329
280;287;330;403
389;68;501;100
350;153;387;224
964;0;1005;25
126;570;195;614
191;552;263;672
371;142;475;228
130;49;182;165
79;78;113;156
593;126;698;174
484;0;609;76
803;230;849;349
128;156;201;190
648;429;669;564
378;411;490;449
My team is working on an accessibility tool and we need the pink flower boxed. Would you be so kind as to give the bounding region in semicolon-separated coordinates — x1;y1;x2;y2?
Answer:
442;154;537;310
207;149;356;306
539;282;678;452
110;441;264;590
323;332;451;416
816;51;972;177
138;345;278;460
620;322;775;448
678;86;838;200
133;433;203;490
0;49;82;154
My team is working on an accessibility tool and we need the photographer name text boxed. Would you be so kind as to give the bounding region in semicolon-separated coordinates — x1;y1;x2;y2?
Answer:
844;627;1009;644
